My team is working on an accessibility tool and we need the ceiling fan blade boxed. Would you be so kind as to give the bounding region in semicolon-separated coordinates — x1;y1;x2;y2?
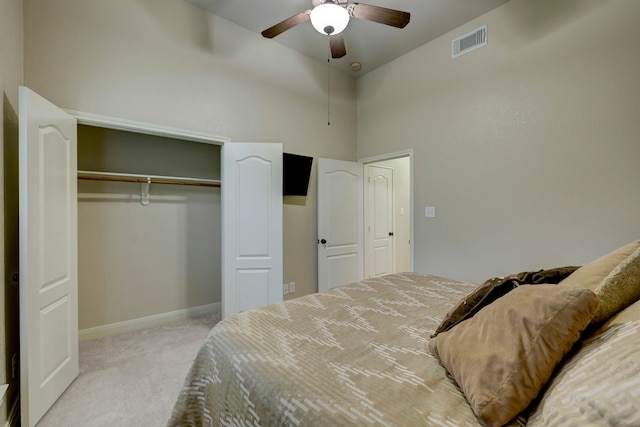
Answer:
348;3;410;28
261;10;311;38
329;33;347;58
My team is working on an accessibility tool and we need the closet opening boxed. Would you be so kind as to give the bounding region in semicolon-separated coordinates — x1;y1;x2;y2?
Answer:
75;121;225;340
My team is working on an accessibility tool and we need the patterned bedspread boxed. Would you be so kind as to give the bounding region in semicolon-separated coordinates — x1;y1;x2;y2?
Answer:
168;273;490;426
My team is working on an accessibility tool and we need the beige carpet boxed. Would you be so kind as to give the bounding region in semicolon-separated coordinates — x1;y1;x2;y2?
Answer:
37;313;220;427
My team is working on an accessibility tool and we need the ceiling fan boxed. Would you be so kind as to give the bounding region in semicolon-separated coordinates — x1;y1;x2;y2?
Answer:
261;0;410;59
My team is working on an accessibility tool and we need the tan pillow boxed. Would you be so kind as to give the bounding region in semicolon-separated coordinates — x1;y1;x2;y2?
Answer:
560;240;640;325
429;285;599;427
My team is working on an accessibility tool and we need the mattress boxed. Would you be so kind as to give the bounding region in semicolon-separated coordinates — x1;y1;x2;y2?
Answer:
168;272;494;426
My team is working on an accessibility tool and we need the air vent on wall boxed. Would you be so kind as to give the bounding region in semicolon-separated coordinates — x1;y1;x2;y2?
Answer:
452;25;487;58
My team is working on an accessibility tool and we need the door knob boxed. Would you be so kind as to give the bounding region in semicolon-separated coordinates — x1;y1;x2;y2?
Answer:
320;239;327;244
389;232;394;236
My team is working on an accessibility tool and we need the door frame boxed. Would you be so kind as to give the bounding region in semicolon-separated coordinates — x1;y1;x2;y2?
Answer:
359;149;414;273
66;110;231;145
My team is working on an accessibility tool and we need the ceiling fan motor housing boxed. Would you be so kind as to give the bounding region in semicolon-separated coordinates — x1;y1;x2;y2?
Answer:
262;1;410;59
310;3;350;35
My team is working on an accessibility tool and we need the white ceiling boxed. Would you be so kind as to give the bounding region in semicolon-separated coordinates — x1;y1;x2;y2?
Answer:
185;0;510;76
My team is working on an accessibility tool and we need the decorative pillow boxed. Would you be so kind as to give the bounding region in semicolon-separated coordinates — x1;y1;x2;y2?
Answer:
429;285;599;427
431;277;519;337
508;266;579;284
432;266;579;337
560;240;640;326
527;299;640;427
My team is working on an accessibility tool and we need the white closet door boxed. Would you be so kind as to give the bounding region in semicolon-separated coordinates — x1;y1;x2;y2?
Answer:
365;164;395;278
19;86;79;427
317;158;363;292
222;143;283;318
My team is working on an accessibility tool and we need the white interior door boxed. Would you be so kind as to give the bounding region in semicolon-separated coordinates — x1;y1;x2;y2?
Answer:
365;165;394;278
19;86;79;427
222;142;283;318
317;158;363;292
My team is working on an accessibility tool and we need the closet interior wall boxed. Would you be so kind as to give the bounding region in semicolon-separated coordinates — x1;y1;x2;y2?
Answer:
77;125;221;332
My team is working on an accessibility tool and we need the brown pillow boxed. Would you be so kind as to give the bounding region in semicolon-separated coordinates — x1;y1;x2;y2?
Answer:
509;266;579;284
433;267;579;337
429;285;599;427
560;240;640;326
432;277;519;337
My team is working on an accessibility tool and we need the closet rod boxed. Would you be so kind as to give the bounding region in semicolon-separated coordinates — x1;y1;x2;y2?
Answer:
77;170;221;188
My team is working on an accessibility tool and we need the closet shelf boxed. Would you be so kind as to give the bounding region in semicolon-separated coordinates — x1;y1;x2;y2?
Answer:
77;170;221;188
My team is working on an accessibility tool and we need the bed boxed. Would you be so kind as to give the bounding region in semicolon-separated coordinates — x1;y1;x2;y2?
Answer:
169;240;640;426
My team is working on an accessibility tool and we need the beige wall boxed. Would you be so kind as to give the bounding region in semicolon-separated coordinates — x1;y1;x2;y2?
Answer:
1;0;23;421
357;0;640;283
23;0;357;316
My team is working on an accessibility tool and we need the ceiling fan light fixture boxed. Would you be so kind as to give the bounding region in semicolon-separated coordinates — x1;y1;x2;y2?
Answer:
310;3;350;35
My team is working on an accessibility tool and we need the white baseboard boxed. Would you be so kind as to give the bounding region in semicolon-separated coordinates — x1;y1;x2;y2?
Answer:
79;302;220;341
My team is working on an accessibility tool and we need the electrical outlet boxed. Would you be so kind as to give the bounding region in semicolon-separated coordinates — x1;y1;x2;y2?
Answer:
289;282;296;294
283;283;290;295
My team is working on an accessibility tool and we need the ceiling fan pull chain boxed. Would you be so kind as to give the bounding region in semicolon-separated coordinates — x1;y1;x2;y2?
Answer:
327;46;331;126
